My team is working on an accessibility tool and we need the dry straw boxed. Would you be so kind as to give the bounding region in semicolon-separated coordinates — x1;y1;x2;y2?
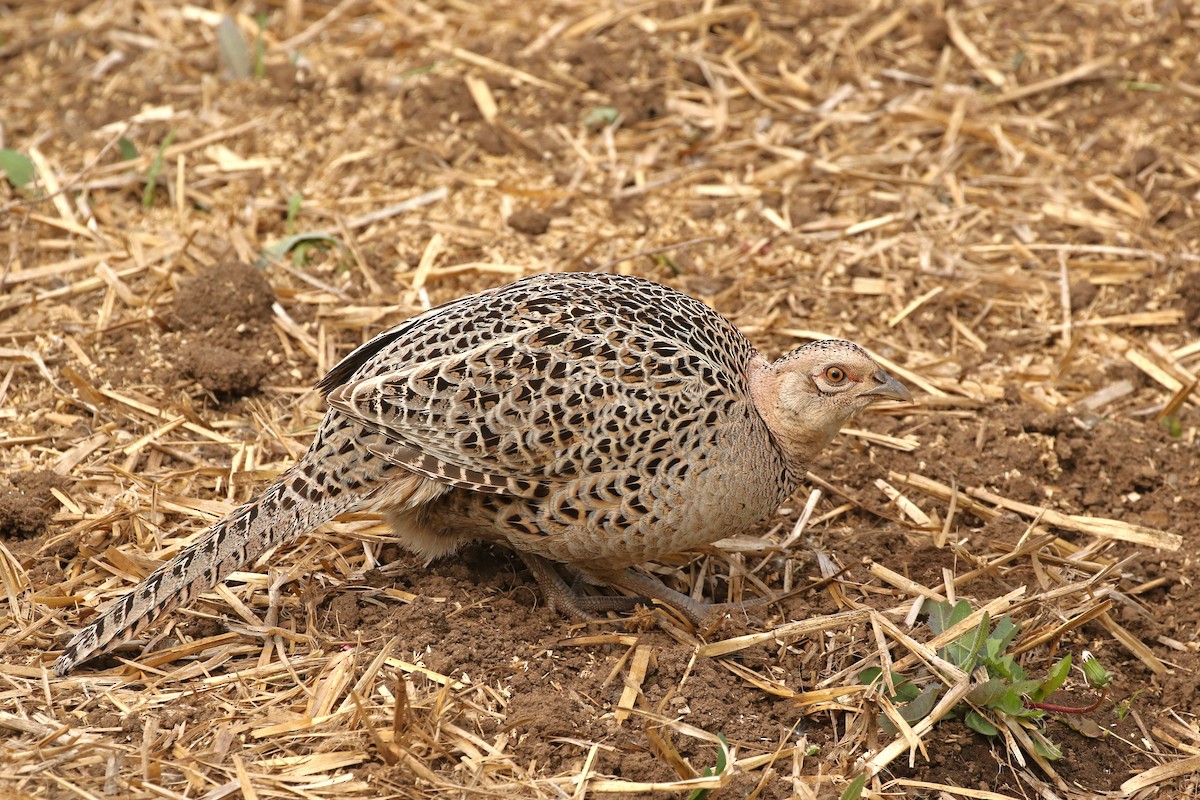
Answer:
1;0;1198;798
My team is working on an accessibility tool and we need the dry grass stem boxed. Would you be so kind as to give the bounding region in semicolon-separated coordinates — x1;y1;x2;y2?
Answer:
2;0;1196;797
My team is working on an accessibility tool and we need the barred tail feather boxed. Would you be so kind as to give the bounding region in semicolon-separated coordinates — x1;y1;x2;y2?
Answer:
54;464;359;676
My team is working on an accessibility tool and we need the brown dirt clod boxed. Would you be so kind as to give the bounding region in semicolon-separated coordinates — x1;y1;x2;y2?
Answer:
0;471;69;539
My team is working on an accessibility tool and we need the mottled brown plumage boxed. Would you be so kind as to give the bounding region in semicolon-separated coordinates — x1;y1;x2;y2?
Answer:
55;272;909;675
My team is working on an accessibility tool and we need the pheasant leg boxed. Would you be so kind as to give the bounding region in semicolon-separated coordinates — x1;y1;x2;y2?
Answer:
516;552;646;619
602;567;784;626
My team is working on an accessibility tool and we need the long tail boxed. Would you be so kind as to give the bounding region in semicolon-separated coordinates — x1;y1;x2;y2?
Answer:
55;424;380;676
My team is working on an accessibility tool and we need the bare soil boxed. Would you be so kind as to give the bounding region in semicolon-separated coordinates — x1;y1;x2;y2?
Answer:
1;1;1199;799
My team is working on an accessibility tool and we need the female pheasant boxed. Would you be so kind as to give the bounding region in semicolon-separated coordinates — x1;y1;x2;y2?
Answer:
55;272;910;675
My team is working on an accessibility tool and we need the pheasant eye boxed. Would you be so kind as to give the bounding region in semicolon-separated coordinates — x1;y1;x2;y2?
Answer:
824;366;847;384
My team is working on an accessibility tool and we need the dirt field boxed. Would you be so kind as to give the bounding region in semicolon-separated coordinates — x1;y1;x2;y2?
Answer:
2;1;1199;797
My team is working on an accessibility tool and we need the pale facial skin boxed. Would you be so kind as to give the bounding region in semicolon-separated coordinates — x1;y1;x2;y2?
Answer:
749;340;912;467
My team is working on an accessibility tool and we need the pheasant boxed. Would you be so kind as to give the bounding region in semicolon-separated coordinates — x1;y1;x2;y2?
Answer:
54;272;910;675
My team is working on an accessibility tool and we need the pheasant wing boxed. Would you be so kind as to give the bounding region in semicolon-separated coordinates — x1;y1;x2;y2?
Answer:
326;326;713;499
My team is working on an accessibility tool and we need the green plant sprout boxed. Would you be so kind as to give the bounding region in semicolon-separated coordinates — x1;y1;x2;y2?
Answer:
686;733;729;800
0;149;36;188
1114;687;1146;721
253;14;268;79
118;137;139;161
400;62;439;80
839;772;868;800
1160;416;1183;437
651;252;680;275
582;106;619;130
142;130;177;208
861;600;1113;761
259;232;347;268
285;192;303;234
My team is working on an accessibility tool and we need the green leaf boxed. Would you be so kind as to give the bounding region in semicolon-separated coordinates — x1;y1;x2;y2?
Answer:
261;232;345;265
400;62;439;80
142;130;177;209
964;710;1000;736
897;684;941;724
984;637;1001;661
860;668;919;702
949;599;974;626
712;733;729;772
652;252;681;275
1115;688;1145;720
583;106;620;129
892;677;921;703
995;690;1026;716
1032;654;1072;702
217;15;252;79
880;684;940;735
944;614;989;671
285;192;303;234
292;241;317;266
118;137;139;161
0;149;35;187
1120;80;1164;92
839;773;867;800
967;679;1010;708
989;615;1020;652
1061;715;1107;738
986;654;1027;682
686;733;729;800
1009;679;1043;697
927;599;972;635
253;13;268;80
926;601;952;634
1029;731;1064;761
1161;416;1183;437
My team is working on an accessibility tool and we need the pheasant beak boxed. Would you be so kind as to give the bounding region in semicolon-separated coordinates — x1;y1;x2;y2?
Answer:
862;370;913;403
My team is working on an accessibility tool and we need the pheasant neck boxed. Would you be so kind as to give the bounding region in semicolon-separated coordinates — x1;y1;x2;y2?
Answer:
747;356;840;472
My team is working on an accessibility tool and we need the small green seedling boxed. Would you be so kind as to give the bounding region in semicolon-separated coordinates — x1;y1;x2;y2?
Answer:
285;192;303;234
259;232;347;268
685;733;729;800
253;13;268;79
583;106;619;130
118;137;139;161
861;600;1113;762
1120;81;1164;92
651;252;681;275
0;149;36;188
1114;686;1146;721
142;130;177;209
1160;416;1183;437
400;63;439;80
839;772;868;800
